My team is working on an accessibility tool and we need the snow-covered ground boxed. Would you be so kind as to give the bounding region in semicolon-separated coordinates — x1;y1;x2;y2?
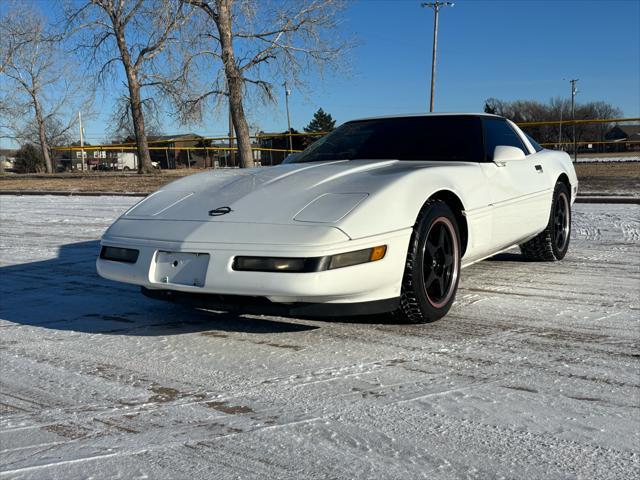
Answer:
576;155;639;163
0;196;639;480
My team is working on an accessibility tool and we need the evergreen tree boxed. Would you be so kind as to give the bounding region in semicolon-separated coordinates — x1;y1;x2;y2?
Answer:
14;144;45;173
483;101;497;115
304;108;336;133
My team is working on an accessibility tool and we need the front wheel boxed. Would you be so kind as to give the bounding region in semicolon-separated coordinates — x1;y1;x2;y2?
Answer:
395;200;461;324
519;181;571;261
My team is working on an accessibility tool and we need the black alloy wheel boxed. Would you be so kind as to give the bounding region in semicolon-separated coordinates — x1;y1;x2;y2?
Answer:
396;200;461;323
519;181;572;261
423;217;459;309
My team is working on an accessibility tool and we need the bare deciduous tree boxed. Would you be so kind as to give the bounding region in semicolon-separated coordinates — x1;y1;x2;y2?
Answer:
178;0;350;168
1;6;92;173
67;0;189;173
108;95;164;142
484;97;623;152
0;1;31;75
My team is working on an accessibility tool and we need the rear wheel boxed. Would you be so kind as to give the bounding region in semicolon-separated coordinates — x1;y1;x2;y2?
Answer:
519;181;571;261
395;200;461;323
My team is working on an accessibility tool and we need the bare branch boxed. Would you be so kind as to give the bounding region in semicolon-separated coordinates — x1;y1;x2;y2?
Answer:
65;0;191;173
183;0;219;21
177;0;352;168
134;2;185;69
1;2;94;173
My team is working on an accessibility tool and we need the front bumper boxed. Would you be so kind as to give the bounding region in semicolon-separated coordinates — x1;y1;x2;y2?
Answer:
141;288;400;317
97;222;412;305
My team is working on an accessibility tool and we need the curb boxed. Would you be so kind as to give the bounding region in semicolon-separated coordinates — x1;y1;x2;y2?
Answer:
575;196;640;204
1;190;638;204
0;190;147;197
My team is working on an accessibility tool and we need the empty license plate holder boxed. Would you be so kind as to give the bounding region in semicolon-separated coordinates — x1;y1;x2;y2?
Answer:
154;251;210;287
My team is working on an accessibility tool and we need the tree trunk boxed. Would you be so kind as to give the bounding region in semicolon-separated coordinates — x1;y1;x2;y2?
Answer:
216;0;254;168
113;22;153;174
33;97;53;173
127;74;153;173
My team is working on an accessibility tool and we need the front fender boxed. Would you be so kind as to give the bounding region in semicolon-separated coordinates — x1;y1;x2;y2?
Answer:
335;163;490;240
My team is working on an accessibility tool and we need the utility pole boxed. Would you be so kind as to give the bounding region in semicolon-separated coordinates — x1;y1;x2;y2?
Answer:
570;78;578;162
283;81;293;153
558;101;563;150
421;2;454;112
78;111;85;172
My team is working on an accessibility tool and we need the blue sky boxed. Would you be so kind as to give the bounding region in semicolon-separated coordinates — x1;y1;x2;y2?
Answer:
329;0;640;116
5;0;640;146
180;0;640;141
287;0;640;132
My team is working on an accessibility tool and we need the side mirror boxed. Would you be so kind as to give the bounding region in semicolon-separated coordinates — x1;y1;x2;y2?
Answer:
493;145;525;166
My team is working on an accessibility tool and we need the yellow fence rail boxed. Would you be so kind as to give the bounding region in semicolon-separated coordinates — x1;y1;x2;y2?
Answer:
50;117;638;159
540;140;640;147
53;131;330;149
54;145;302;153
516;117;640;127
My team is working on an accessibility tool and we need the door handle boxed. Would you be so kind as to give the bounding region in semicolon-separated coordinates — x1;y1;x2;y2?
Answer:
535;165;543;173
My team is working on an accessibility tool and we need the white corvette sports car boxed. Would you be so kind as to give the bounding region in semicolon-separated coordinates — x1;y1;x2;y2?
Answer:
97;113;578;323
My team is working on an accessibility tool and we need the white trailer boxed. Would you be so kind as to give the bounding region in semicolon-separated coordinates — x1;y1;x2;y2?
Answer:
98;152;159;171
112;152;138;171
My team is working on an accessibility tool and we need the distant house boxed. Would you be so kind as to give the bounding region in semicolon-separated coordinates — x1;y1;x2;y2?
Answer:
147;134;206;169
203;141;243;168
147;134;268;169
605;125;640;152
0;148;17;159
56;147;108;171
258;130;314;165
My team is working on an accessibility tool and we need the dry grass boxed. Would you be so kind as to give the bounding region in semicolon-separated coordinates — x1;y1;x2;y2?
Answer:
575;162;639;178
0;169;195;193
0;162;637;195
574;162;639;195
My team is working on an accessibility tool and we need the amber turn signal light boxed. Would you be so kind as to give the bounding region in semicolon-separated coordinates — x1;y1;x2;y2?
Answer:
370;245;387;262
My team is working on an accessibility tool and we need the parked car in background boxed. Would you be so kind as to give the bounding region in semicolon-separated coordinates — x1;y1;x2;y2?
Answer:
0;156;15;172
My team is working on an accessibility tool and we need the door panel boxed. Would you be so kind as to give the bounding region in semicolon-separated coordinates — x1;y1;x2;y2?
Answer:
481;156;552;249
480;117;553;250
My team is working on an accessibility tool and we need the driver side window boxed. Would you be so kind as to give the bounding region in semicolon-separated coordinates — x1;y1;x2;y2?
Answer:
483;118;528;162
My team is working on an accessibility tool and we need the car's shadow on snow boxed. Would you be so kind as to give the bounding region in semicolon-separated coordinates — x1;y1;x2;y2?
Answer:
486;252;532;262
0;241;320;336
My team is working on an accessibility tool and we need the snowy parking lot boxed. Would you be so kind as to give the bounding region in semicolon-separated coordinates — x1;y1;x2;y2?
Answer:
0;195;638;479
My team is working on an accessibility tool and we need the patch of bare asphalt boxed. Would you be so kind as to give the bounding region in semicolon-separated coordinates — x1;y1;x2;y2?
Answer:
148;385;181;403
205;401;254;414
42;423;91;440
200;331;304;351
502;385;539;393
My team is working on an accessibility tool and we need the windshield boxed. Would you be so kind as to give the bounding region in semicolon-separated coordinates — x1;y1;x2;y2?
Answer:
525;133;544;152
287;115;484;163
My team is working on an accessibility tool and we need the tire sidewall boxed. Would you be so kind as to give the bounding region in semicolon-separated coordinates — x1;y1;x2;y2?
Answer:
551;182;571;260
410;202;461;320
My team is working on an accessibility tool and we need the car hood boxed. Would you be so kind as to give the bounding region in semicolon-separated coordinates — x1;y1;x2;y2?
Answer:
122;160;428;224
